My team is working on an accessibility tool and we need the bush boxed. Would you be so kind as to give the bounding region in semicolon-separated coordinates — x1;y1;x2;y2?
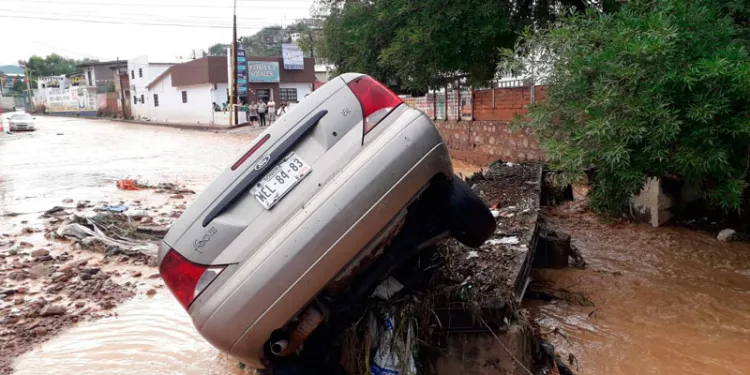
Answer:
523;0;750;214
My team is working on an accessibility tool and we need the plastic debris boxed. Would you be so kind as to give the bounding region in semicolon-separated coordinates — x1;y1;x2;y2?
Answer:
103;205;129;213
116;179;141;191
486;236;520;245
466;251;479;260
371;314;417;375
372;277;404;300
490;209;500;218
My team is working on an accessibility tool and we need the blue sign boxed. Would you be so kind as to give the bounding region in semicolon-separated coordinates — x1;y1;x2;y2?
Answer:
247;61;280;83
236;49;248;95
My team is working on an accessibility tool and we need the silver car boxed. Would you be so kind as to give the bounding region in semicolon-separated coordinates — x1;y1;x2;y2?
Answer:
7;113;36;131
158;73;495;371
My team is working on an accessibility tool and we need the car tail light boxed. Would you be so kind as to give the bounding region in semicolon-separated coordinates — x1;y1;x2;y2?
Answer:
232;133;271;170
348;75;403;136
159;249;224;310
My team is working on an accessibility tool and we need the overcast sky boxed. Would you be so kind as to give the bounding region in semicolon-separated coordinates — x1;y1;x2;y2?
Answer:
0;0;315;65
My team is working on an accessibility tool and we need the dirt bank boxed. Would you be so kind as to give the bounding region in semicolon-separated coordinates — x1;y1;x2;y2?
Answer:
0;190;195;374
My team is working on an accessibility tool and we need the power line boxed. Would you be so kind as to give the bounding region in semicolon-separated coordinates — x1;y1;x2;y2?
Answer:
4;7;287;22
2;10;291;27
0;14;290;30
0;0;313;9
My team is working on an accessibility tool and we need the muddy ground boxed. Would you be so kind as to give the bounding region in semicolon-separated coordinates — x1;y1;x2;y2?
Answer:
0;189;195;374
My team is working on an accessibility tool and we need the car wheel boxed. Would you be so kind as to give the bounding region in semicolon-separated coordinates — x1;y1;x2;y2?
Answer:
445;176;496;248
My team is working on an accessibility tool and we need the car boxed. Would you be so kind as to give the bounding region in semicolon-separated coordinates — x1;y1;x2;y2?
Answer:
7;113;36;131
158;73;496;371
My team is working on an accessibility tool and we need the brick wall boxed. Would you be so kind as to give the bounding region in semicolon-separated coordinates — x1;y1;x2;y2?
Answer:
433;86;545;166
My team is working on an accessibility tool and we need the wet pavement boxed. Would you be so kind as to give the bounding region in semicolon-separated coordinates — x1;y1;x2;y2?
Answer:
532;202;750;375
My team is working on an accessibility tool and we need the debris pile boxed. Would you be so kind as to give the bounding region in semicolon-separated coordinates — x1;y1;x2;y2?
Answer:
335;161;544;375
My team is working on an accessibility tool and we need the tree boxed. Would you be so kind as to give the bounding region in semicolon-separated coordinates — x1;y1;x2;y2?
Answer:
208;43;230;56
18;54;98;76
520;0;750;214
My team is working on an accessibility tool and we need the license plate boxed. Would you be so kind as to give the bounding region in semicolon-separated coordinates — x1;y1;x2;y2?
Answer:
250;152;311;209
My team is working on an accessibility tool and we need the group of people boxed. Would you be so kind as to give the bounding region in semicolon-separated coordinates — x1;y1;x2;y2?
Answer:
214;100;290;127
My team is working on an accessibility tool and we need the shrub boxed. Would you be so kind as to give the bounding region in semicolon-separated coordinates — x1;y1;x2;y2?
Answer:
523;0;750;214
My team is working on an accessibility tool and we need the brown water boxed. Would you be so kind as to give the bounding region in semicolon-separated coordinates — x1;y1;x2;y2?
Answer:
534;204;750;375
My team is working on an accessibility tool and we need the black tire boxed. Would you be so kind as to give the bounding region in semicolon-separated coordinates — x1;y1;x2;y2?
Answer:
446;176;497;247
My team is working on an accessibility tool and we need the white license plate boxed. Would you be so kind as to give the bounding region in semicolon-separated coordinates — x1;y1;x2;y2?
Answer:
250;152;311;209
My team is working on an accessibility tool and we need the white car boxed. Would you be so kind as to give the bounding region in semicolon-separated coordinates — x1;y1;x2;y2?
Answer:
7;113;36;131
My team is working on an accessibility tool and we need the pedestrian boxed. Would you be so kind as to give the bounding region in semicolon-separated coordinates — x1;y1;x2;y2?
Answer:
222;102;228;113
249;101;259;126
258;100;267;127
278;102;287;117
267;99;276;123
241;101;249;123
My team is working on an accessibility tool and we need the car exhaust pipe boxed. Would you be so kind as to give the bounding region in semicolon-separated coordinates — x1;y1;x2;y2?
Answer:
269;339;288;355
277;306;323;356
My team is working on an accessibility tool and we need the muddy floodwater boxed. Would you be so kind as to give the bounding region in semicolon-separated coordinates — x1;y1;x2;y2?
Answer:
4;116;749;374
535;204;750;375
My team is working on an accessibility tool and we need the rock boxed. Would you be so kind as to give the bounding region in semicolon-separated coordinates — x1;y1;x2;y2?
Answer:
146;288;157;296
36;255;53;262
51;272;70;283
14;297;24;305
170;194;185;199
62;198;74;203
40;305;66;316
8;270;26;281
31;249;50;258
81;267;100;275
8;248;18;256
131;271;142;278
140;216;153;224
717;229;737;242
100;300;116;310
19;241;33;249
147;273;161;279
147;256;159;267
118;256;130;263
79;273;92;281
17;287;28;294
43;206;66;217
74;301;85;308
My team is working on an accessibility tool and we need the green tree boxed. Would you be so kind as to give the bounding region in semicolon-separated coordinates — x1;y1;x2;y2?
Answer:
18;54;98;76
520;0;750;214
208;43;230;56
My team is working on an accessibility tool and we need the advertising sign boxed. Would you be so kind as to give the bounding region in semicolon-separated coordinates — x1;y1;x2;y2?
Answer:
247;61;280;83
236;48;248;96
282;43;305;70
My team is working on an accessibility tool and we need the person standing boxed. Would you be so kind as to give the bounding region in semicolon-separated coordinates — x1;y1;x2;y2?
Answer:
249;101;259;126
258;100;268;127
267;99;276;124
241;101;249;123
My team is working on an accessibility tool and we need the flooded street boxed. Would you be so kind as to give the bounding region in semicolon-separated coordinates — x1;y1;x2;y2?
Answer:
534;205;750;375
4;116;750;374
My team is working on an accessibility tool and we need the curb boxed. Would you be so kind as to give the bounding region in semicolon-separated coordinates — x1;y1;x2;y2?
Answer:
37;114;255;133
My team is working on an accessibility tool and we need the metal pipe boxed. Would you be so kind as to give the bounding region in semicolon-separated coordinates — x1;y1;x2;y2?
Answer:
278;306;323;356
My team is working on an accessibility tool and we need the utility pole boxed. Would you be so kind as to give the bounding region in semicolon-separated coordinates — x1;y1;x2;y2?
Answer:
232;0;239;126
116;57;127;119
25;68;34;112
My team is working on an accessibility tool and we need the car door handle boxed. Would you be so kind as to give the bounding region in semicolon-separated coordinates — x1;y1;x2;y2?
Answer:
202;109;328;227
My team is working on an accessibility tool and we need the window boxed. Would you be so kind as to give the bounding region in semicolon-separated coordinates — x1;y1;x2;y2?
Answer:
279;88;298;103
138;68;143;78
182;91;188;103
140;94;144;104
87;70;92;86
153;94;159;107
133;95;137;104
131;70;135;79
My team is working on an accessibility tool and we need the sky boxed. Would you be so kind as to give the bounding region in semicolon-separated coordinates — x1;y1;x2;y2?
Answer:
0;0;315;65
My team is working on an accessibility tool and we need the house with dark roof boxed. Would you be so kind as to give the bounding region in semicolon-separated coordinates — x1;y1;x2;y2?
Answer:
131;56;229;125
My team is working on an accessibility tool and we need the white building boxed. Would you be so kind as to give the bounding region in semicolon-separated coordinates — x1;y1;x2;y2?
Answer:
127;55;183;121
133;56;230;125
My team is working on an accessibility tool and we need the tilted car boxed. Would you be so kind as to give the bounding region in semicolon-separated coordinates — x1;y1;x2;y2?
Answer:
158;73;496;371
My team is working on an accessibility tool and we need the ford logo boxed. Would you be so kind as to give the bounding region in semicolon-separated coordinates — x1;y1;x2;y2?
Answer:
255;155;271;170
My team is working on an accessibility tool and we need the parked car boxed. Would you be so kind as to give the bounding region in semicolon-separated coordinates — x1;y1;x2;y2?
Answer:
158;73;496;371
7;113;35;131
